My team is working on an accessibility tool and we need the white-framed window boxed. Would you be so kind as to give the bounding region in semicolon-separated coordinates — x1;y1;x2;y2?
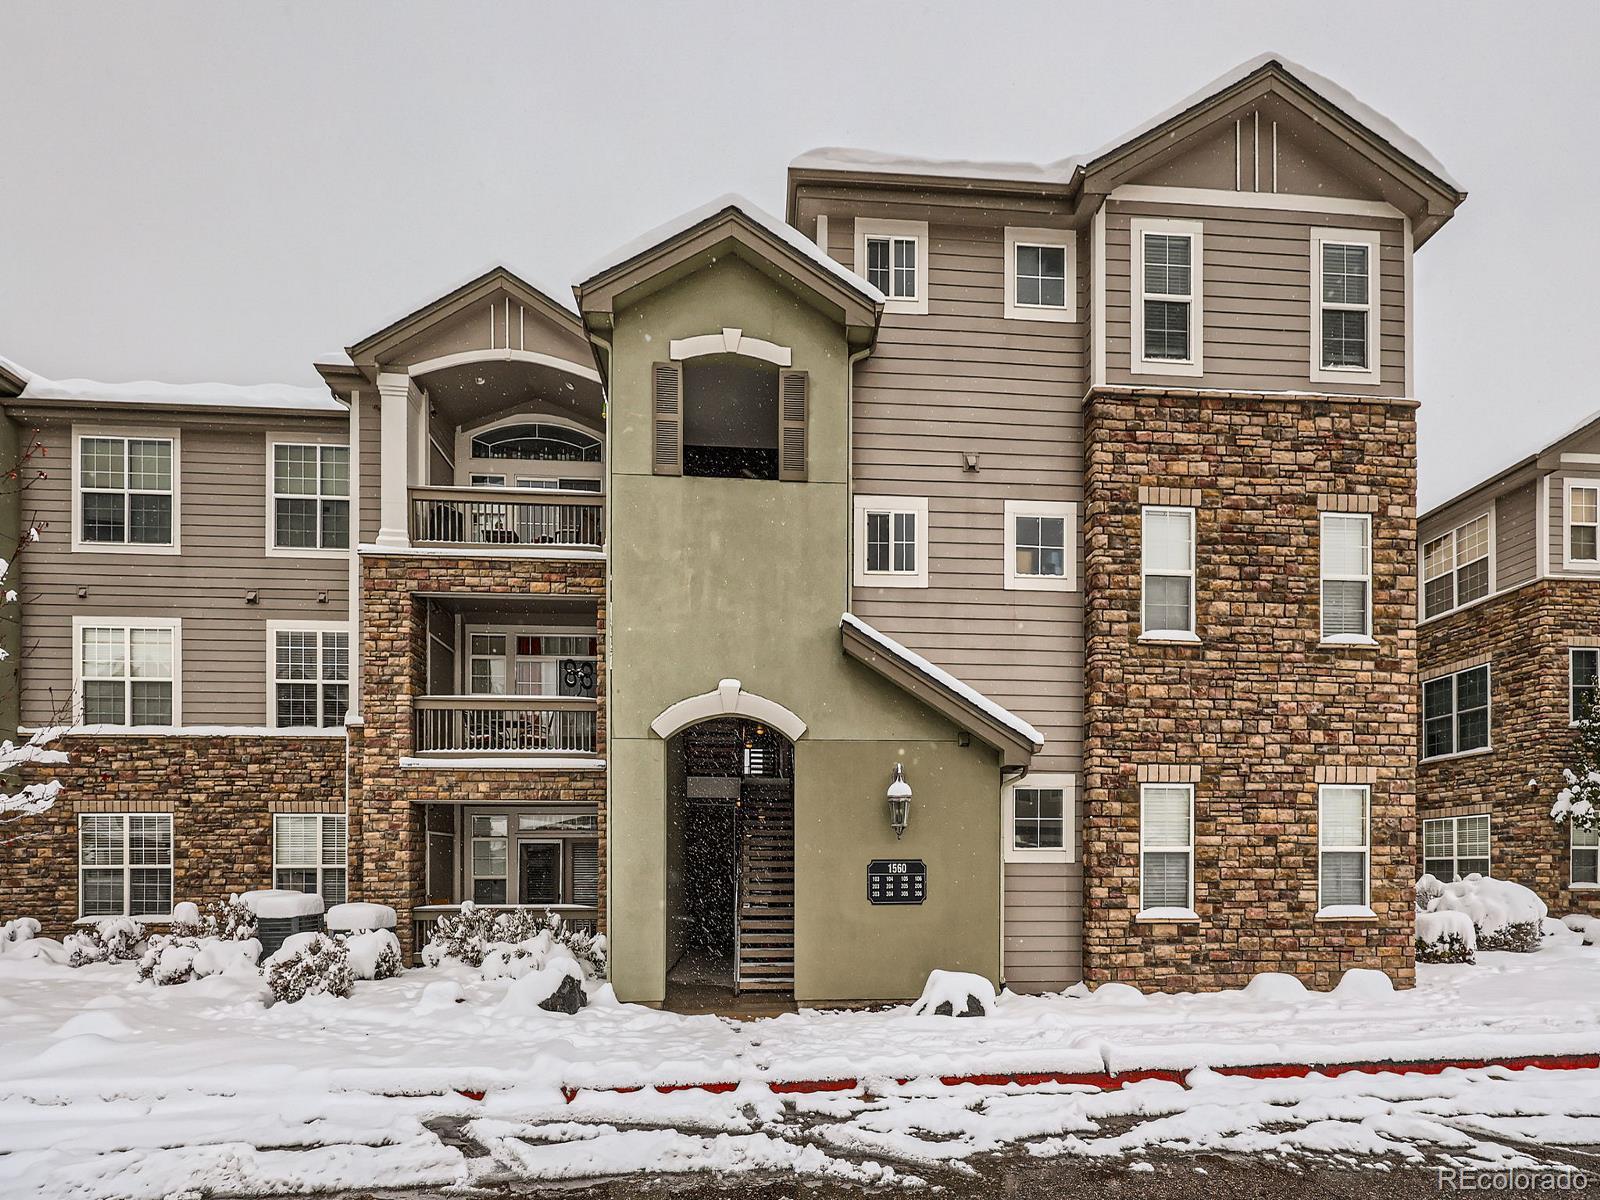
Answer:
1140;783;1194;916
1141;506;1196;639
73;618;180;727
1318;785;1370;913
269;623;350;728
269;441;350;552
79;813;173;917
1422;814;1490;882
1003;227;1075;322
1130;217;1203;376
1421;663;1491;760
1574;649;1600;724
470;813;510;904
465;627;599;698
1310;228;1381;384
1004;500;1075;591
273;814;347;904
853;495;929;588
1574;824;1599;887
1566;480;1600;569
1320;513;1372;642
854;219;929;315
72;428;179;553
1422;513;1492;619
1002;774;1076;863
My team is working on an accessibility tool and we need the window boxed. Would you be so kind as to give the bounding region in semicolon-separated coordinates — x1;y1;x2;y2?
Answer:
1311;229;1380;384
1004;774;1075;863
1004;228;1075;321
1004;500;1074;591
1422;815;1491;881
1568;481;1600;568
271;443;349;551
1422;664;1491;759
272;625;349;728
76;620;178;726
1318;785;1370;912
1575;824;1599;887
1131;218;1202;376
466;629;599;698
1422;514;1491;619
1575;649;1600;723
75;431;176;550
855;220;929;315
469;424;601;462
1140;784;1194;915
853;495;929;588
1141;506;1196;638
1321;513;1372;641
470;815;509;904
273;814;347;904
79;814;172;917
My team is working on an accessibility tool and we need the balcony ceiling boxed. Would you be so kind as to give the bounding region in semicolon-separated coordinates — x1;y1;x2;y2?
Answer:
422;360;604;431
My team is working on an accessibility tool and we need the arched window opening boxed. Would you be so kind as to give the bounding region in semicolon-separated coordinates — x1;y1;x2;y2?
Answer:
470;423;601;464
683;356;779;480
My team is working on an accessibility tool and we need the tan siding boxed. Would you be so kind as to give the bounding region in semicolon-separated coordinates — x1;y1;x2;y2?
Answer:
1003;860;1083;990
1496;481;1537;589
358;391;382;543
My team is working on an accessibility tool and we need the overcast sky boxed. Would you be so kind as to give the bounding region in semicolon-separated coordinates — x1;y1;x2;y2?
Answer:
1;1;1593;507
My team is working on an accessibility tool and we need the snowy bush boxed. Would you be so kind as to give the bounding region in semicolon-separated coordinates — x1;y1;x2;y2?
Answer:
1418;874;1546;954
341;929;402;981
65;916;146;967
422;902;606;977
138;933;263;985
165;895;257;942
0;917;40;954
263;932;353;1003
1416;909;1476;964
912;969;995;1018
1551;706;1600;832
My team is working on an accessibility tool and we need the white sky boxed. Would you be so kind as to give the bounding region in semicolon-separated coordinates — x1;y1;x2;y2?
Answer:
1;1;1594;508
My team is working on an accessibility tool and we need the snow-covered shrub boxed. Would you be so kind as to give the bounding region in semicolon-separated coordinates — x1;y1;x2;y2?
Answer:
1416;909;1476;964
263;933;353;1003
1551;706;1600;832
495;956;588;1015
912;969;995;1017
1418;874;1546;954
168;902;205;938
342;929;402;981
165;895;257;942
137;934;263;985
422;902;605;977
65;916;146;967
0;917;40;954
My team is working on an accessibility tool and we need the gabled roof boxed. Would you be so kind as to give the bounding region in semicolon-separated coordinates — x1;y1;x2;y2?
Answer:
0;355;30;396
1422;406;1600;522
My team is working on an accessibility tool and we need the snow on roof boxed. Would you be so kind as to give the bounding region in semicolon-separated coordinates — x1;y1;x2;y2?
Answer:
17;373;343;413
0;354;33;385
579;192;885;305
840;612;1044;749
790;147;1081;187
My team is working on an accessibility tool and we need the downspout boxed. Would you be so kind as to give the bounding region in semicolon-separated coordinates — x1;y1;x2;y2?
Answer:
846;346;871;617
589;331;614;971
0;413;20;745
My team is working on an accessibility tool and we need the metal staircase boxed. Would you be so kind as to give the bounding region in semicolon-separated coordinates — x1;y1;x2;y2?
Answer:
736;780;794;992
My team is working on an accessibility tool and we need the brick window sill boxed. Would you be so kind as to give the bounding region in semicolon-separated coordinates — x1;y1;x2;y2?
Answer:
1419;746;1494;766
1319;636;1378;650
1138;632;1200;646
1570;883;1600;891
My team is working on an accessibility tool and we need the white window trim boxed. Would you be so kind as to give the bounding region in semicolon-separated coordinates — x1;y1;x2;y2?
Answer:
265;436;352;559
1002;773;1076;863
854;219;929;316
464;623;600;698
1129;217;1203;377
1138;781;1197;920
1310;227;1382;385
71;616;182;727
1572;821;1600;888
1420;509;1495;621
272;813;348;899
1320;512;1374;645
1420;662;1493;762
853;494;929;588
70;425;182;555
1003;227;1076;322
266;620;351;729
1317;784;1372;916
470;814;511;905
1564;478;1600;572
78;812;174;919
1140;505;1198;641
1573;647;1600;726
1422;814;1492;882
1003;499;1076;591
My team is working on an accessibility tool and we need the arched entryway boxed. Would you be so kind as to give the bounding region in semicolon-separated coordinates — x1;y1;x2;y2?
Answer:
664;717;794;1006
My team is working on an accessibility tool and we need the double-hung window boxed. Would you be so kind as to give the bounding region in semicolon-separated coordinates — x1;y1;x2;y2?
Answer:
1139;784;1194;916
1574;824;1600;887
1004;500;1073;590
855;220;928;315
1574;649;1600;723
1004;228;1074;321
470;814;509;904
273;814;347;904
1422;514;1491;618
854;495;929;587
1141;506;1195;638
79;814;173;917
1131;218;1202;375
272;443;350;551
76;432;176;549
272;625;349;728
1311;229;1380;383
1318;785;1370;912
1422;815;1490;882
1568;482;1600;568
1320;513;1372;641
77;620;177;726
1422;664;1491;759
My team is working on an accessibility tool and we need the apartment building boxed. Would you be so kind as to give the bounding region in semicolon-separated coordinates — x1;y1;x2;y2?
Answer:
0;53;1465;1004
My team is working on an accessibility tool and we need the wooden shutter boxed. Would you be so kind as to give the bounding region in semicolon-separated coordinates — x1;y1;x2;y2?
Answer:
778;369;808;482
651;362;682;476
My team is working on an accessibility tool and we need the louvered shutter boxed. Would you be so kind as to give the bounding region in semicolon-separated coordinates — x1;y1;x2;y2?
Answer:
651;362;682;476
778;369;808;482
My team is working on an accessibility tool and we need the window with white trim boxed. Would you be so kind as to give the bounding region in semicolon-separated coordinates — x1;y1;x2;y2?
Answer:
470;814;509;904
1318;785;1369;910
78;622;176;726
1139;783;1193;914
1422;514;1490;619
1004;500;1074;590
1575;823;1599;887
1422;664;1490;760
78;433;175;547
273;814;347;904
1141;506;1195;637
1422;815;1490;882
853;495;929;588
1569;482;1600;567
854;220;928;315
1004;228;1075;322
273;627;349;728
1574;649;1600;723
272;443;349;550
1311;229;1379;382
1320;513;1371;640
1003;774;1076;862
79;813;173;917
466;629;599;698
1131;218;1202;375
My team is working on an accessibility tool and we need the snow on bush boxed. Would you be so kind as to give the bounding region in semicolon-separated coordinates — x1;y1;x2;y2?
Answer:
1550;706;1600;831
1416;908;1476;964
165;895;257;941
0;916;40;954
138;934;263;986
496;956;588;1015
422;902;606;978
912;969;995;1017
341;929;402;981
264;932;354;1003
1419;873;1546;954
1242;972;1309;1000
1332;968;1395;999
65;916;146;967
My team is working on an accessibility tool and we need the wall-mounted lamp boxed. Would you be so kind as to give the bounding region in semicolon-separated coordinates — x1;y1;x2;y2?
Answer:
244;590;259;605
887;762;912;840
76;586;88;599
317;591;328;605
961;452;980;473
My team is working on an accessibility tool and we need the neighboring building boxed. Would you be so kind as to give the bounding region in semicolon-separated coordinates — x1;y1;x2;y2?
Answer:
1417;413;1600;915
0;52;1465;1002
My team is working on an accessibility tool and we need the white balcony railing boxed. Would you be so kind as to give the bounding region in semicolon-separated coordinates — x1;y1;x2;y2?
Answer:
412;696;598;756
409;486;603;550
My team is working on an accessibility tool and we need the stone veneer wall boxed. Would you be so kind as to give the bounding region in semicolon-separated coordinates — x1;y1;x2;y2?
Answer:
353;553;607;954
4;734;346;938
1082;387;1419;991
1418;578;1600;915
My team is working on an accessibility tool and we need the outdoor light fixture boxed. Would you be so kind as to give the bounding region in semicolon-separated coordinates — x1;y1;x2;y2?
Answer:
887;762;912;839
244;590;259;605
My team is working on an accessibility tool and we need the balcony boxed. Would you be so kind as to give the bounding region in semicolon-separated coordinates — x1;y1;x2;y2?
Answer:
413;696;598;757
409;486;603;551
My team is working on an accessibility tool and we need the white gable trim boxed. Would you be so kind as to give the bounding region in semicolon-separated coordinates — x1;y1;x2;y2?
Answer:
649;679;807;742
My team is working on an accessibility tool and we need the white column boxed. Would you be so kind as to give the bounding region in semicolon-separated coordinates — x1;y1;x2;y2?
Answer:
375;372;412;549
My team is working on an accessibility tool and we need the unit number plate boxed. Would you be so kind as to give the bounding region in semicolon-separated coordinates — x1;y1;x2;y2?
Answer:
867;859;927;905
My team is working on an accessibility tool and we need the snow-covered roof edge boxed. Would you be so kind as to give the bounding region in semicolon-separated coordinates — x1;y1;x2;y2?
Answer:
789;147;1080;187
578;192;885;305
1421;403;1600;519
839;613;1044;750
0;354;33;389
16;375;344;414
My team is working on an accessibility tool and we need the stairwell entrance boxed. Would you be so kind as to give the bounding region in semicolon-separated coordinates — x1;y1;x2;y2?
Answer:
665;717;794;1007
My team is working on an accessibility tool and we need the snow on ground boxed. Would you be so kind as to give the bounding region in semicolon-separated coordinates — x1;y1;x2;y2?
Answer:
4;935;1600;1196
